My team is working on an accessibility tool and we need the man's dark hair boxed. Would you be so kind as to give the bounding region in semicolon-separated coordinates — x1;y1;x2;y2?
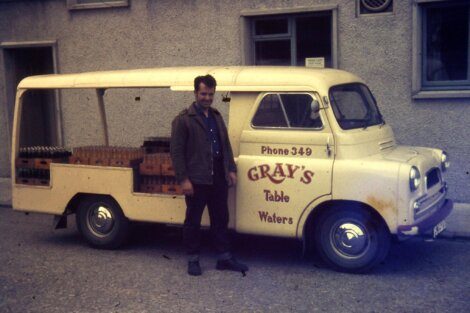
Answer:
194;75;217;91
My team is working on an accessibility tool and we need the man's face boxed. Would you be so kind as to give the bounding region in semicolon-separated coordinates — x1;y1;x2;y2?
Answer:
194;82;215;110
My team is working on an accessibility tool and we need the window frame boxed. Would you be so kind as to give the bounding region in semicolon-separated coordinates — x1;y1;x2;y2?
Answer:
251;12;332;67
66;0;129;10
250;92;325;131
251;16;295;66
240;5;338;68
412;0;470;99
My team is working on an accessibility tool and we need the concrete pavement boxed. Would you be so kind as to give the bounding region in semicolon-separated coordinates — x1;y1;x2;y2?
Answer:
442;203;470;238
1;207;469;313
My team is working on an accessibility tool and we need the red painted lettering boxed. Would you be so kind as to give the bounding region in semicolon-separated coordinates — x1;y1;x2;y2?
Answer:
259;164;270;179
258;211;294;225
300;170;315;184
286;163;300;178
248;167;259;181
258;211;269;221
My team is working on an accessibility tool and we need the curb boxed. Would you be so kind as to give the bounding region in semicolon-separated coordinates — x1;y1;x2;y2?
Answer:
0;178;11;206
441;203;470;239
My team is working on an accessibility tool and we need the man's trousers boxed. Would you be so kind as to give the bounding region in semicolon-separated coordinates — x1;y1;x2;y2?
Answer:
183;159;231;261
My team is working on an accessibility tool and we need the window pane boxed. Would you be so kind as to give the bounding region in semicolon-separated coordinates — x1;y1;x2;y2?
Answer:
255;19;288;35
281;94;322;128
329;84;384;130
255;40;291;65
252;94;288;127
425;4;469;82
296;14;332;67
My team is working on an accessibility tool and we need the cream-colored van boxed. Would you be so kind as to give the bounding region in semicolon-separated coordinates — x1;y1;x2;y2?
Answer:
12;66;453;272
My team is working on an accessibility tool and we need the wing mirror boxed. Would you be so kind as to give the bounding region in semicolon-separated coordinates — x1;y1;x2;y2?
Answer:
310;99;320;120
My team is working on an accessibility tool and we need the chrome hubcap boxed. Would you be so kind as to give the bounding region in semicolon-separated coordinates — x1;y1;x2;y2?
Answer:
331;222;369;257
87;204;114;236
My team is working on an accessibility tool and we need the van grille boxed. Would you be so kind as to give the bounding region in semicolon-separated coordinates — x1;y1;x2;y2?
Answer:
379;140;395;150
426;168;441;190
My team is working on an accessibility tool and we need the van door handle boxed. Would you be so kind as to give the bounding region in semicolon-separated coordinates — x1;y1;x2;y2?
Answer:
326;137;332;158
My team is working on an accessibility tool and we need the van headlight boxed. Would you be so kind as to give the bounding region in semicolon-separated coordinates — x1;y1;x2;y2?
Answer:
441;151;450;172
409;166;421;191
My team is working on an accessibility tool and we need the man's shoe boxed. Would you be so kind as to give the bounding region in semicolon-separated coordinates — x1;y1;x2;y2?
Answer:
188;261;202;276
216;258;249;272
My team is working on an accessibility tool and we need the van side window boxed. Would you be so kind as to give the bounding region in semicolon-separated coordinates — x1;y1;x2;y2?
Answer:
252;94;288;127
252;93;323;129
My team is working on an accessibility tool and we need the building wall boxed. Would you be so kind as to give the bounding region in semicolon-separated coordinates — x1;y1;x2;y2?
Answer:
0;0;469;202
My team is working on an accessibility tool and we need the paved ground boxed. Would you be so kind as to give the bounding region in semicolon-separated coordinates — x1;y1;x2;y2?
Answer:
0;207;469;313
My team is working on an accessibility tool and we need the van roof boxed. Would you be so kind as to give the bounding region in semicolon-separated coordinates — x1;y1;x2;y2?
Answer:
17;66;363;92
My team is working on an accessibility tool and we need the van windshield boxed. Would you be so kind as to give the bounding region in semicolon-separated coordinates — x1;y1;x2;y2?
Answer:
329;83;384;130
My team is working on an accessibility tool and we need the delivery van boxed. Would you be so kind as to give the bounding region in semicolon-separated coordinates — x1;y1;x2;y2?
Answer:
11;66;453;272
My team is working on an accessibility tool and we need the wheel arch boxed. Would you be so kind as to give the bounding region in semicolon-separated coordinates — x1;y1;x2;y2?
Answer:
302;200;391;254
65;193;121;215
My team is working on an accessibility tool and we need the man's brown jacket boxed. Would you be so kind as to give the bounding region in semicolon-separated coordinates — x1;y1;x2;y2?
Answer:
170;103;237;185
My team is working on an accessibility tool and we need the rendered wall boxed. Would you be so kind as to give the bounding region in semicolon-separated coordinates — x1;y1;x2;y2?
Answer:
0;0;468;202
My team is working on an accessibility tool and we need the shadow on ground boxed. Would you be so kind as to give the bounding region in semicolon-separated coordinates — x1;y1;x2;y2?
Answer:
40;216;468;275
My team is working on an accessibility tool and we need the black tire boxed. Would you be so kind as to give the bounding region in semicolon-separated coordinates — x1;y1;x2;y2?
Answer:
76;196;130;249
314;206;390;273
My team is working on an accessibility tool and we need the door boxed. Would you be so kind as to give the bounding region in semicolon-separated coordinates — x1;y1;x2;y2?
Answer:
235;92;334;237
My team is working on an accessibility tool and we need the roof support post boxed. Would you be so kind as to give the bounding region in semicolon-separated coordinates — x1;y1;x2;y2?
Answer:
96;89;109;146
11;89;27;181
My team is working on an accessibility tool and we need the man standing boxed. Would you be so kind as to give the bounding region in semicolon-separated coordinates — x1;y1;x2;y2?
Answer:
170;75;249;276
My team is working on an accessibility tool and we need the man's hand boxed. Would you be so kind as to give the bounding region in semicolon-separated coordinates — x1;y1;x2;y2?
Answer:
181;178;194;196
228;172;237;187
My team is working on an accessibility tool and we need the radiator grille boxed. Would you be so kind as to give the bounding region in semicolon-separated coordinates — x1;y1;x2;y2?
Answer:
426;168;441;190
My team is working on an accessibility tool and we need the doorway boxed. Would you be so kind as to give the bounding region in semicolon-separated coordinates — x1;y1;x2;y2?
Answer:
1;42;59;177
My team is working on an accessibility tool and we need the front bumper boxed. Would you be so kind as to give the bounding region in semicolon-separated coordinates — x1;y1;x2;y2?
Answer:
397;199;453;237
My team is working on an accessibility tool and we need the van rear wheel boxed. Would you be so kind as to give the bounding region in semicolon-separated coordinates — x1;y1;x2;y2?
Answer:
76;196;129;249
314;207;390;273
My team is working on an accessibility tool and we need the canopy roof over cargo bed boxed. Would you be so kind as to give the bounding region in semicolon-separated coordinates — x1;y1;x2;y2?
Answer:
18;66;362;92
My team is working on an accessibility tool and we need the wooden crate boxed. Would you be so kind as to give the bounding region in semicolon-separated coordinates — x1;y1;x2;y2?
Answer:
161;162;175;176
89;157;110;166
162;184;183;195
16;177;34;185
139;183;162;193
69;156;89;165
139;162;161;175
15;158;35;168
17;157;66;169
34;158;53;170
15;177;49;186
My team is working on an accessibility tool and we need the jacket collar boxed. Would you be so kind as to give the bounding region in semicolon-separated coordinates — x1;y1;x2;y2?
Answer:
188;102;220;116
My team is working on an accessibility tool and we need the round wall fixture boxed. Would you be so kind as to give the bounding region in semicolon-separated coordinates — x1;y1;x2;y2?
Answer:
361;0;392;12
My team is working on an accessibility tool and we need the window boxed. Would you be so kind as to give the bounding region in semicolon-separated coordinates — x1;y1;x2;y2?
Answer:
251;12;333;67
422;1;469;89
413;0;470;97
252;94;323;129
329;84;384;130
67;0;129;10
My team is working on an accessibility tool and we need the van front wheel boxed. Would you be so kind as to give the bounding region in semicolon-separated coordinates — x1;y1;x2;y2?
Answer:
314;207;390;273
76;196;129;249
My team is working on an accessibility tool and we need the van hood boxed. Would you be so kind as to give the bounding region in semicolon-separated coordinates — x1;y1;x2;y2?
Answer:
383;146;420;162
382;145;441;166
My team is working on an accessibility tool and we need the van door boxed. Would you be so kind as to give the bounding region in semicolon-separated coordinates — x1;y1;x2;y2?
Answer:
235;92;334;237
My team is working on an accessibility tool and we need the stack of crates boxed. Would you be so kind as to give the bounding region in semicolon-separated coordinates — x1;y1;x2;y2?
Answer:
69;146;144;167
15;146;71;185
138;137;182;195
